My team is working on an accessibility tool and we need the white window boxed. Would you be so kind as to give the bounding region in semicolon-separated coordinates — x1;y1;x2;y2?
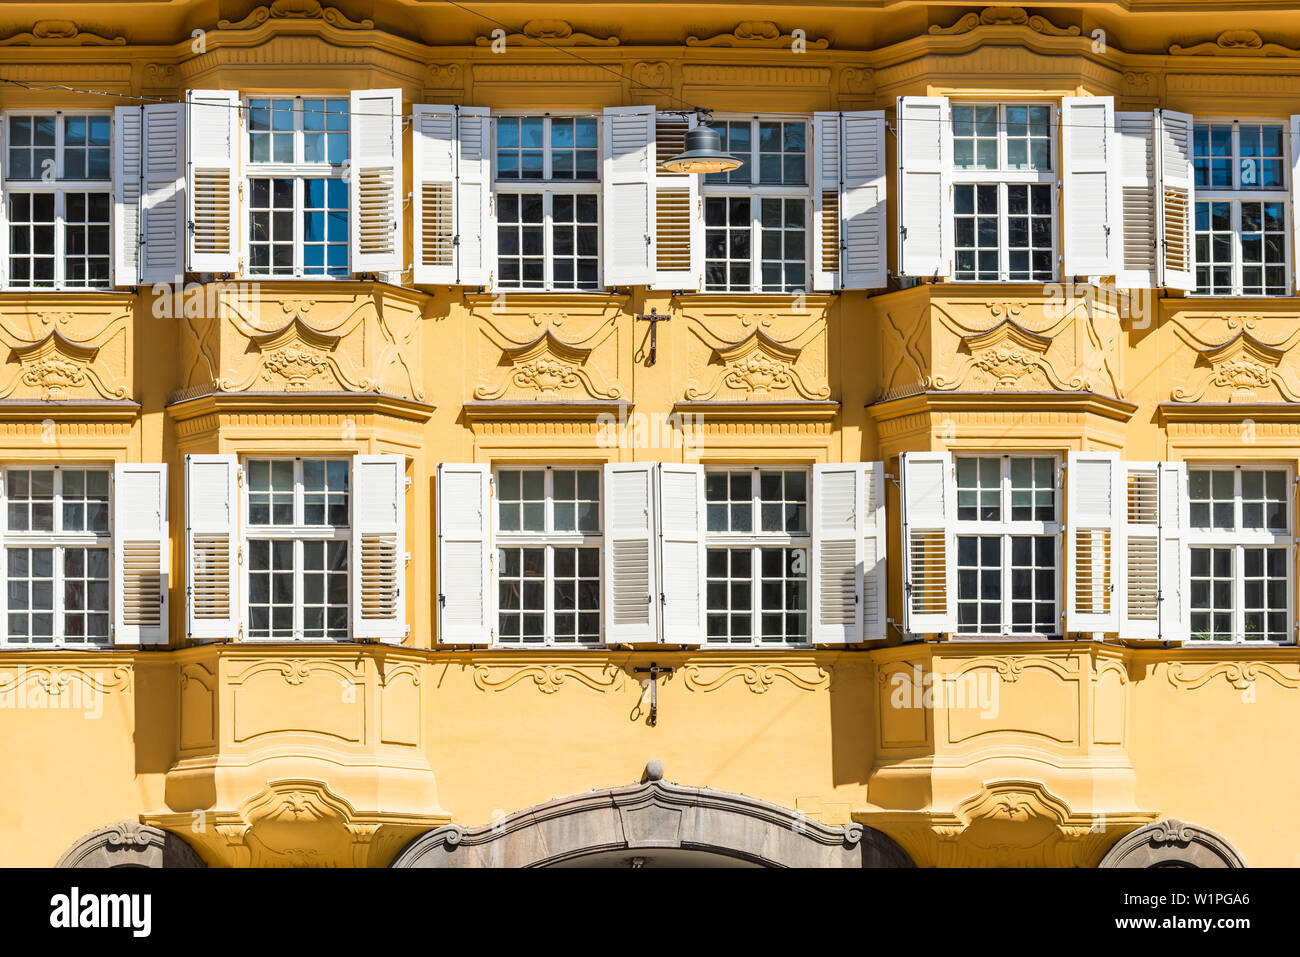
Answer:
2;466;111;645
1193;121;1290;296
704;467;810;644
1186;465;1293;642
5;113;112;288
950;104;1056;282
493;115;601;290
494;467;602;645
955;455;1060;635
702;118;810;292
244;457;350;640
245;97;350;277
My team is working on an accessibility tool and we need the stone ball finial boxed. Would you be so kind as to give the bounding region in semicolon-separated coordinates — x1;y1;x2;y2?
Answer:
643;760;664;782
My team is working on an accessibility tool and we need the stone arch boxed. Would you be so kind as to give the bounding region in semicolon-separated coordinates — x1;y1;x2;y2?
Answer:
1098;819;1247;868
390;779;914;868
57;822;207;869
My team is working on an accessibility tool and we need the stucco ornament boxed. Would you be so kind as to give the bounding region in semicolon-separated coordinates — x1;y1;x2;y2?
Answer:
475;327;622;400
2;329;128;401
686;21;829;48
218;1;374;31
0;20;126;45
1099;819;1248;868
475;19;619;46
686;329;829;400
1169;325;1300;402
930;7;1079;37
57;822;206;868
1171;29;1300;57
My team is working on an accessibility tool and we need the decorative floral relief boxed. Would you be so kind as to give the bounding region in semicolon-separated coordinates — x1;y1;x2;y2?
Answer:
685;327;829;401
0;20;125;45
262;347;331;391
1170;29;1300;57
0;328;128;401
218;0;374;31
930;7;1079;37
936;318;1083;392
475;324;622;401
686;20;828;48
476;18;619;46
1169;327;1300;403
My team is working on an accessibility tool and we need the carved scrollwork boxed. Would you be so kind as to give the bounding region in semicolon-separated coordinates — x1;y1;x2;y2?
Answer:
681;663;831;694
218;0;374;31
476;19;619;46
685;328;829;401
686;21;829;48
1171;29;1300;57
1169;324;1300;403
475;325;622;400
1166;660;1300;691
0;19;126;46
930;7;1078;37
0;328;129;401
472;663;626;695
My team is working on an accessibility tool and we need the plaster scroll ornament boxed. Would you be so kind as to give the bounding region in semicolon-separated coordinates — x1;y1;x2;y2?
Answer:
475;19;619;46
686;20;830;48
0;19;126;45
1170;29;1300;56
929;7;1079;37
474;329;622;401
218;1;374;31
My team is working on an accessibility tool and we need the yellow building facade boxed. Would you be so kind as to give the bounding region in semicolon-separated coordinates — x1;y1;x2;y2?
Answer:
1;0;1296;868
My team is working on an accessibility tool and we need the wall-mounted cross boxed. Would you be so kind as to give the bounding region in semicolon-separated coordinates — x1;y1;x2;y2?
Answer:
636;308;671;366
633;662;675;727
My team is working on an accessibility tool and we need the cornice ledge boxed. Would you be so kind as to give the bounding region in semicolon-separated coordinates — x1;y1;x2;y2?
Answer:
0;398;140;420
463;399;631;422
165;390;435;422
673;399;839;420
867;391;1138;422
1158;402;1300;422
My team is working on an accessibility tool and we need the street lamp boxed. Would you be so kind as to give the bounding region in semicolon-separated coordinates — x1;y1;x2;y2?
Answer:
661;113;743;174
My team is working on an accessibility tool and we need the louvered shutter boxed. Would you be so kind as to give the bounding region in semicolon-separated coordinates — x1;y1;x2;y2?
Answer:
412;105;456;285
901;451;954;634
351;454;407;643
185;454;238;641
602;106;655;287
861;461;887;641
658;464;704;644
112;464;169;646
897;96;950;278
185;90;239;274
1292;115;1300;294
1155;108;1196;291
1158;461;1189;642
812;112;842;291
604;462;657;643
455;107;493;287
0;120;6;286
1114;111;1157;289
140;103;186;284
1119;461;1161;639
840;111;888;289
1062;97;1115;277
350;88;404;274
435;464;491;645
651;111;701;290
1066;451;1121;633
811;463;878;643
112;106;142;287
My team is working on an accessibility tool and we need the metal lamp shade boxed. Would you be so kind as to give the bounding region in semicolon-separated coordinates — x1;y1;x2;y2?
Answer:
661;124;743;174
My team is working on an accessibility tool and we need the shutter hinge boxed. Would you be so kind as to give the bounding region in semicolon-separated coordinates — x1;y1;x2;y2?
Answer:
404;551;412;566
237;545;244;565
438;593;445;606
236;466;244;488
404;476;413;492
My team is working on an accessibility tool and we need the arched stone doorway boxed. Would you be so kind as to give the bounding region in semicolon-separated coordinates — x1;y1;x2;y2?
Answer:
390;778;914;868
1098;819;1247;868
57;822;207;869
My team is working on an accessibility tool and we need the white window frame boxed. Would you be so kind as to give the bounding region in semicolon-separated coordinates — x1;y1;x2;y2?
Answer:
242;95;351;279
703;465;812;647
1184;462;1294;644
490;111;602;292
1191;117;1293;297
3;109;114;290
492;465;604;647
241;455;351;642
701;114;812;293
1;463;113;647
948;101;1058;283
953;453;1062;638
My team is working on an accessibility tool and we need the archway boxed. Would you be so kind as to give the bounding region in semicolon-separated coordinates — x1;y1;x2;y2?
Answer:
1098;819;1247;868
57;822;207;869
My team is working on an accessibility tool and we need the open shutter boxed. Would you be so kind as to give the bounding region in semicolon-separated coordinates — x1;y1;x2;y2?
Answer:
350;88;404;274
112;106;143;287
1062;96;1115;277
1156;108;1195;291
1158;461;1189;642
1066;451;1121;633
140;103;185;284
658;464;704;644
1119;461;1160;639
113;464;169;646
1115;111;1157;289
435;464;491;645
901;451;954;635
840;111;888;289
602;106;655;287
0;119;6;286
351;454;407;643
862;461;887;641
812;112;842;291
412;104;456;285
897;96;950;278
604;462;657;643
186;90;239;274
1292;115;1300;294
455;107;492;287
185;454;238;641
812;463;863;643
651;111;701;290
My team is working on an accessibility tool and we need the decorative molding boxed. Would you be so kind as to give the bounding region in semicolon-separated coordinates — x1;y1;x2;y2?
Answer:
474;328;622;401
217;1;374;32
929;8;1079;38
1169;328;1300;403
475;19;619;46
472;663;626;695
1099;819;1248;868
0;665;131;698
0;313;130;402
1166;660;1300;691
1170;30;1300;57
839;67;874;94
426;64;464;89
938;318;1084;392
686;21;828;49
57;823;206;869
0;20;125;46
630;61;672;89
681;663;830;694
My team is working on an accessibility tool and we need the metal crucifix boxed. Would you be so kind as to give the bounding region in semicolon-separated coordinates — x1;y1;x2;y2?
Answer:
636;308;670;365
633;662;675;727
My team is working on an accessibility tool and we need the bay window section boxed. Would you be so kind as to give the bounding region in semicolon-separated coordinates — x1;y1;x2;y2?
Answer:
704;468;809;645
1187;466;1292;642
246;98;350;277
494;467;602;645
5;113;111;288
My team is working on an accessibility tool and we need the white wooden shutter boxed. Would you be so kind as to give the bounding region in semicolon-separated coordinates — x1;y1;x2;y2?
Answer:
812;463;864;643
455;107;493;286
185;90;239;274
602;106;655;287
1292;115;1300;294
897;96;950;278
1062;96;1115;277
1158;461;1189;642
604;462;657;643
812;112;842;291
140;103;186;284
658;463;704;645
862;461;888;641
651;111;701;290
1066;451;1121;633
1114;111;1157;289
435;464;491;645
350;88;404;274
1119;461;1161;639
900;451;954;634
1156;108;1196;291
840;111;888;289
185;454;238;641
411;104;456;285
0;119;6;286
112;106;142;287
351;454;407;643
113;464;169;646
